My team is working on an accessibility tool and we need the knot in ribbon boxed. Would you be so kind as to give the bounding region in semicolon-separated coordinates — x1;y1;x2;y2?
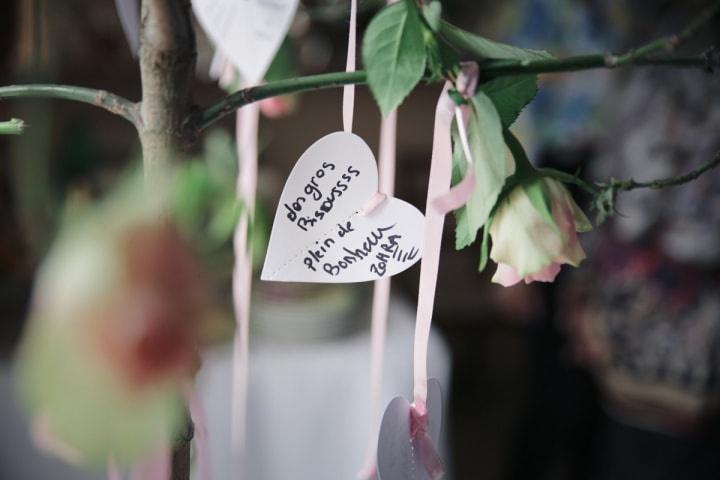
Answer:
410;400;444;480
431;63;480;216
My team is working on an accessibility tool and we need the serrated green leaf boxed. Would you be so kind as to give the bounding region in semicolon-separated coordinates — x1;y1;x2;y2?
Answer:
479;75;538;127
458;92;514;246
438;20;554;61
363;2;427;116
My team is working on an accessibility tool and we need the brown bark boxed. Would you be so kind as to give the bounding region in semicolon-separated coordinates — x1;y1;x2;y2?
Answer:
138;1;197;478
138;0;196;189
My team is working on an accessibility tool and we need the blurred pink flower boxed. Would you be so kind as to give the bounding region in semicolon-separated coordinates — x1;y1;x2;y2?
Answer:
17;176;220;465
259;95;296;119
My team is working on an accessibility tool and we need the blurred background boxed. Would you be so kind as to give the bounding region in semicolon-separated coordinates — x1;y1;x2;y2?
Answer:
1;0;720;479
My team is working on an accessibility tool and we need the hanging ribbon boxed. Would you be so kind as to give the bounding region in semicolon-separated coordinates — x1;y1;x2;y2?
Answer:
413;64;478;403
131;445;171;480
399;83;455;480
211;50;259;476
406;65;478;479
107;458;121;480
343;0;358;133
412;82;454;408
358;110;398;480
231;98;259;473
432;63;479;215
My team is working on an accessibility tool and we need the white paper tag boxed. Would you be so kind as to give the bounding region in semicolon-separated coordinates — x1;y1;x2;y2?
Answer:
261;132;424;283
192;0;299;84
376;379;443;480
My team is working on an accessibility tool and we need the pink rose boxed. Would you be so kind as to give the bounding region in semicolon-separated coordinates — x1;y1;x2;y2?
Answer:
489;177;592;287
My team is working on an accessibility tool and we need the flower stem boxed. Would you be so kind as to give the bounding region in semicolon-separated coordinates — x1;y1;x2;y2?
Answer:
607;150;720;193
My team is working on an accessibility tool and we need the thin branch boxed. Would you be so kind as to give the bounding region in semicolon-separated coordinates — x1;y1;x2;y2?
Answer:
185;70;366;134
607;150;720;193
590;150;720;223
0;84;139;126
480;53;706;77
615;0;720;63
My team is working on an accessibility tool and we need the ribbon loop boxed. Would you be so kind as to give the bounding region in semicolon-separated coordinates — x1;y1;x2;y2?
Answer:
430;63;481;216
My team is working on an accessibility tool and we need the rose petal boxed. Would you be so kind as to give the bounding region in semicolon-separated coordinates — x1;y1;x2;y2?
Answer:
492;263;523;287
524;262;562;283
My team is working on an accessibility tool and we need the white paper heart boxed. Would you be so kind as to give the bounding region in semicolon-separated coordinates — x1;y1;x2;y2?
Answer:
376;378;444;480
192;0;299;84
261;132;424;283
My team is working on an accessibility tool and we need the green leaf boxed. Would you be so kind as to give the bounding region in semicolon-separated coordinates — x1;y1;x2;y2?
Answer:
0;118;26;135
503;129;535;179
451;136;473;249
454;92;514;248
363;2;427;116
522;179;555;228
479;75;538;128
438;20;554;61
422;0;442;31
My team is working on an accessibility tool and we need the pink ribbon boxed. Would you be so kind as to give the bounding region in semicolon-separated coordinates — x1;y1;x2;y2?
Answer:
186;384;213;480
343;0;358;133
131;445;170;480
107;458;121;480
412;83;454;404
431;64;479;215
408;66;479;479
231;100;259;473
402;84;458;479
358;111;398;480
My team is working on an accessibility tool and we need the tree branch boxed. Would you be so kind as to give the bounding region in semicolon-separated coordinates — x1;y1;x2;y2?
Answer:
607;150;720;193
185;70;367;134
137;2;196;478
589;150;720;223
187;0;719;134
615;0;720;63
187;53;707;133
138;0;196;189
0;84;139;125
